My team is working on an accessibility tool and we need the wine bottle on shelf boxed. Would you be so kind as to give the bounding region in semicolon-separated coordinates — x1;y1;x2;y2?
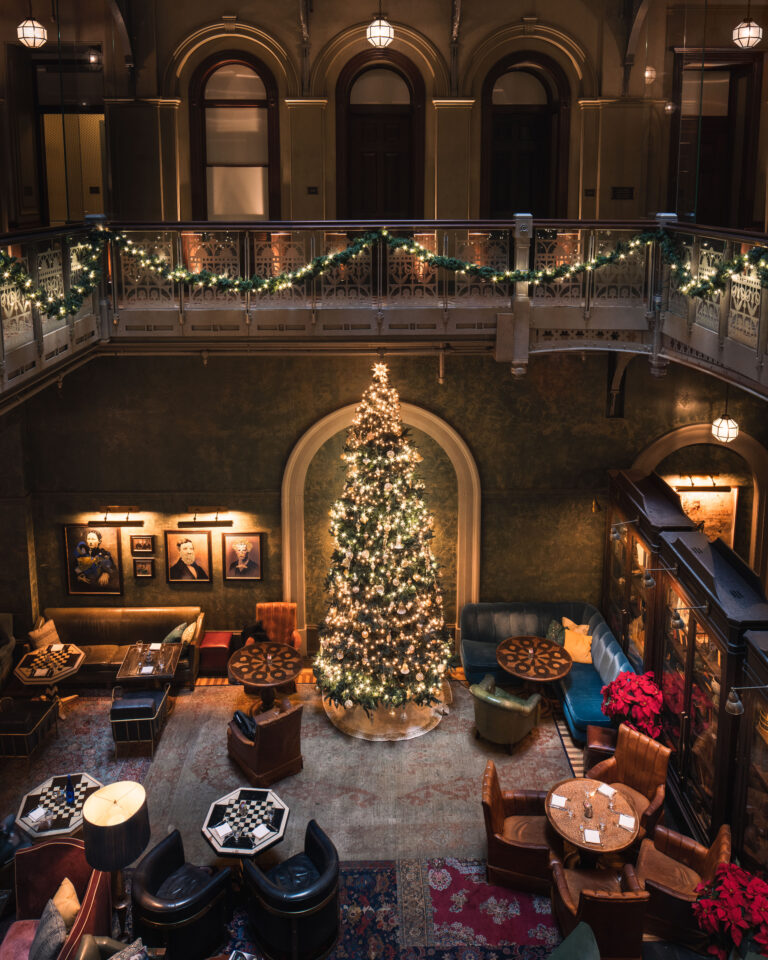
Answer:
65;774;75;806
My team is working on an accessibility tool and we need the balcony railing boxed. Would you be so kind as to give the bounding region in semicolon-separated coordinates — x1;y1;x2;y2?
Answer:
2;218;768;401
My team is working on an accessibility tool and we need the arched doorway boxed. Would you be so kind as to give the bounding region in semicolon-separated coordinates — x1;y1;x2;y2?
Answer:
481;52;570;218
336;50;425;219
189;51;280;220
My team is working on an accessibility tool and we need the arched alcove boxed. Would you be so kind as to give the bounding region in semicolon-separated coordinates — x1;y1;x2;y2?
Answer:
282;403;481;651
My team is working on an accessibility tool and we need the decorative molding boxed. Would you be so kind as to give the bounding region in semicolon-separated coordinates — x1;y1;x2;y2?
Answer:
282;402;481;648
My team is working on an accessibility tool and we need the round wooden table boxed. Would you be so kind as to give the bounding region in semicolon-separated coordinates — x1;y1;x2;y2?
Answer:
227;642;302;713
496;634;573;683
545;777;639;855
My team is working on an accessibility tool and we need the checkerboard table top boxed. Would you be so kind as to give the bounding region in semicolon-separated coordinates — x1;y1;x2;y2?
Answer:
496;635;573;683
16;772;103;838
15;645;85;685
202;786;288;857
227;642;301;689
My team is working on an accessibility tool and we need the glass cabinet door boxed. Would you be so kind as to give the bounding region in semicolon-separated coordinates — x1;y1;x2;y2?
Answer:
742;692;768;870
660;586;688;768
627;537;650;669
606;522;628;642
687;622;722;833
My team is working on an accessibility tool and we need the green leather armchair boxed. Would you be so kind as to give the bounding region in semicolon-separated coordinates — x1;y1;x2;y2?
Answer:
469;675;541;750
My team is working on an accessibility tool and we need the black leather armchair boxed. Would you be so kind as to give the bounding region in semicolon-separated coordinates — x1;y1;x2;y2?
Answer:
131;829;231;960
242;820;339;960
73;937;127;960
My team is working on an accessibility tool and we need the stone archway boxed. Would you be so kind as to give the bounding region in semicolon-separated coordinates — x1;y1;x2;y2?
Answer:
282;403;481;651
632;423;768;586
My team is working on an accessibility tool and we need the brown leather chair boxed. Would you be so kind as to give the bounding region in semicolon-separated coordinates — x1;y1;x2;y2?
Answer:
228;700;304;787
482;759;557;893
550;855;649;960
254;602;302;651
585;723;671;838
635;823;731;950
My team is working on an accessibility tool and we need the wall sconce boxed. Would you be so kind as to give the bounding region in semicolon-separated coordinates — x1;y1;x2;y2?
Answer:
610;517;639;541
88;507;143;528
178;508;233;528
669;603;709;630
641;563;678;590
725;685;768;716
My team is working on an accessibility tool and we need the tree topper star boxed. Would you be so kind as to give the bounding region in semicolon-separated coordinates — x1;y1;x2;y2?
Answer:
372;362;389;380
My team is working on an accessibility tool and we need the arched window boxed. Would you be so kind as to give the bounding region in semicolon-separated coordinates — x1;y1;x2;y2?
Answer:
481;54;570;218
190;53;280;220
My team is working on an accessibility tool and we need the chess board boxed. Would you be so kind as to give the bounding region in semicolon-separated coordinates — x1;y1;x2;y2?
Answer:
16;772;102;837
202;786;288;856
15;645;85;685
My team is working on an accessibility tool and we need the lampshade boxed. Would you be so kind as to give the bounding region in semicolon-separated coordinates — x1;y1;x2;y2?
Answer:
712;413;739;443
367;17;394;47
725;689;745;716
733;18;763;48
17;18;47;48
83;781;150;871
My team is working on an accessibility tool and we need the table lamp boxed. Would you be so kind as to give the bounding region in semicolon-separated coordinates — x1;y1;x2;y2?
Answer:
83;781;150;933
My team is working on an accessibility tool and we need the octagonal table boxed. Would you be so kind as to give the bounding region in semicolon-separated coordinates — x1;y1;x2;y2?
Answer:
16;772;103;839
227;642;302;713
15;644;85;719
202;785;289;858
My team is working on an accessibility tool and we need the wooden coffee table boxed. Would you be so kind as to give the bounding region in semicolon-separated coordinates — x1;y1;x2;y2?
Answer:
545;776;639;855
496;635;573;683
116;643;182;683
227;642;302;714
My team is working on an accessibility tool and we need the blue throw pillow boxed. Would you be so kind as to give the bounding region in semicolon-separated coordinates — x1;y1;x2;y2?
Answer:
29;899;67;960
162;621;188;644
546;619;566;646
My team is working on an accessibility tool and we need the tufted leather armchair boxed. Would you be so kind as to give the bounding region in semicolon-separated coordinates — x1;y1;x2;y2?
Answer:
635;823;731;950
549;855;649;960
482;759;557;893
227;700;303;787
131;829;231;960
0;838;111;960
242;819;339;960
585;723;671;838
470;675;541;751
254;603;302;652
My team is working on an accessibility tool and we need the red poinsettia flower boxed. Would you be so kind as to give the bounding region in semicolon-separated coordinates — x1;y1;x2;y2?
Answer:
601;671;663;739
694;863;768;958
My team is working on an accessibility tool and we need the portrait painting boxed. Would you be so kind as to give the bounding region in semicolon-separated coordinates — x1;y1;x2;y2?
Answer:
64;525;123;595
222;532;263;581
130;534;155;555
133;558;155;578
165;530;212;583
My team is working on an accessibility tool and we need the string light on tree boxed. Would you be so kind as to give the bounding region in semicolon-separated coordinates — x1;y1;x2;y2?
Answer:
313;363;452;713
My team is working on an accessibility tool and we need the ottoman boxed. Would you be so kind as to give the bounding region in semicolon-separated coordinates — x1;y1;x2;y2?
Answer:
110;685;169;757
200;631;234;676
0;698;58;758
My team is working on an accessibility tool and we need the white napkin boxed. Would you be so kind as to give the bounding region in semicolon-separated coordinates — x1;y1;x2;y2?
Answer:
150;643;162;651
140;665;154;675
34;668;48;677
211;823;233;843
619;814;636;831
27;806;47;823
252;823;270;840
597;783;616;798
584;829;602;845
549;794;567;809
50;644;64;652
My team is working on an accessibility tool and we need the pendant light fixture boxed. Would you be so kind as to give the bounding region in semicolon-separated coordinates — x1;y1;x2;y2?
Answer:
712;384;739;444
733;0;763;47
367;0;394;47
17;0;47;48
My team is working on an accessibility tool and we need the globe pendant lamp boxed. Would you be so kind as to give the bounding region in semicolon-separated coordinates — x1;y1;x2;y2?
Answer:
17;0;47;48
367;0;394;47
733;0;763;47
712;384;739;444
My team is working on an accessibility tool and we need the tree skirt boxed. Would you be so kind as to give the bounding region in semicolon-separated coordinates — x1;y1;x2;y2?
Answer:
322;694;446;741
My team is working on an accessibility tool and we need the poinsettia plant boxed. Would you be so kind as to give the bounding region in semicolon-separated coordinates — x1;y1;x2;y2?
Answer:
693;862;768;960
600;670;663;739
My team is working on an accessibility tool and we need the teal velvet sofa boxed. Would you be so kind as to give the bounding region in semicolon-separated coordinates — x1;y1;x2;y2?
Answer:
459;602;633;743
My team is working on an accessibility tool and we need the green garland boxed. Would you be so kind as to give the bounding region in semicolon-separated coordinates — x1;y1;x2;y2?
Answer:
3;225;768;320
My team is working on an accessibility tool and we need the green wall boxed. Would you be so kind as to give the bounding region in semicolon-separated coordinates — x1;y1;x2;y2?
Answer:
1;351;768;636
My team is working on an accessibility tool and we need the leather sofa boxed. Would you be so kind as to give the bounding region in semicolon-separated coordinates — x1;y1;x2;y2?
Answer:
460;602;633;743
42;607;205;688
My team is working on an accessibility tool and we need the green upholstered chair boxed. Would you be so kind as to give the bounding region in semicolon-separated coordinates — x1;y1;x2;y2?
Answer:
548;923;600;960
469;674;541;750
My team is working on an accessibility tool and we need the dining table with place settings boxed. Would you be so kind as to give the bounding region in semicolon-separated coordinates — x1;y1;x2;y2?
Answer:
545;776;639;855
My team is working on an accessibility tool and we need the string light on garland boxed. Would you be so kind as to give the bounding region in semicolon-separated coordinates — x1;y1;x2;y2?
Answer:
733;0;763;47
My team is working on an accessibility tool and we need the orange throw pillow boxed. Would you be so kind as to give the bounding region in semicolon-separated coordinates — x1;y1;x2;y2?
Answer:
564;628;592;664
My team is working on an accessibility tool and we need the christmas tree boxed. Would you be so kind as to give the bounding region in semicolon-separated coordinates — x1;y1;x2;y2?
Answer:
314;363;453;713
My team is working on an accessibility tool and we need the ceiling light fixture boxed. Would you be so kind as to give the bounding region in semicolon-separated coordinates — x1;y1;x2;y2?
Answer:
367;0;394;47
17;0;47;48
712;384;739;444
733;0;763;47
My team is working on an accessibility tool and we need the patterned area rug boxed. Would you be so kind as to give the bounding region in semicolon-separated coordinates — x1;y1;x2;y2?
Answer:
223;857;560;960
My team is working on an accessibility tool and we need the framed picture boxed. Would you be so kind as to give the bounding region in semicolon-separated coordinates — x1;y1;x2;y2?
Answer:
165;530;212;583
130;534;155;555
222;532;263;581
64;525;123;595
133;558;155;578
